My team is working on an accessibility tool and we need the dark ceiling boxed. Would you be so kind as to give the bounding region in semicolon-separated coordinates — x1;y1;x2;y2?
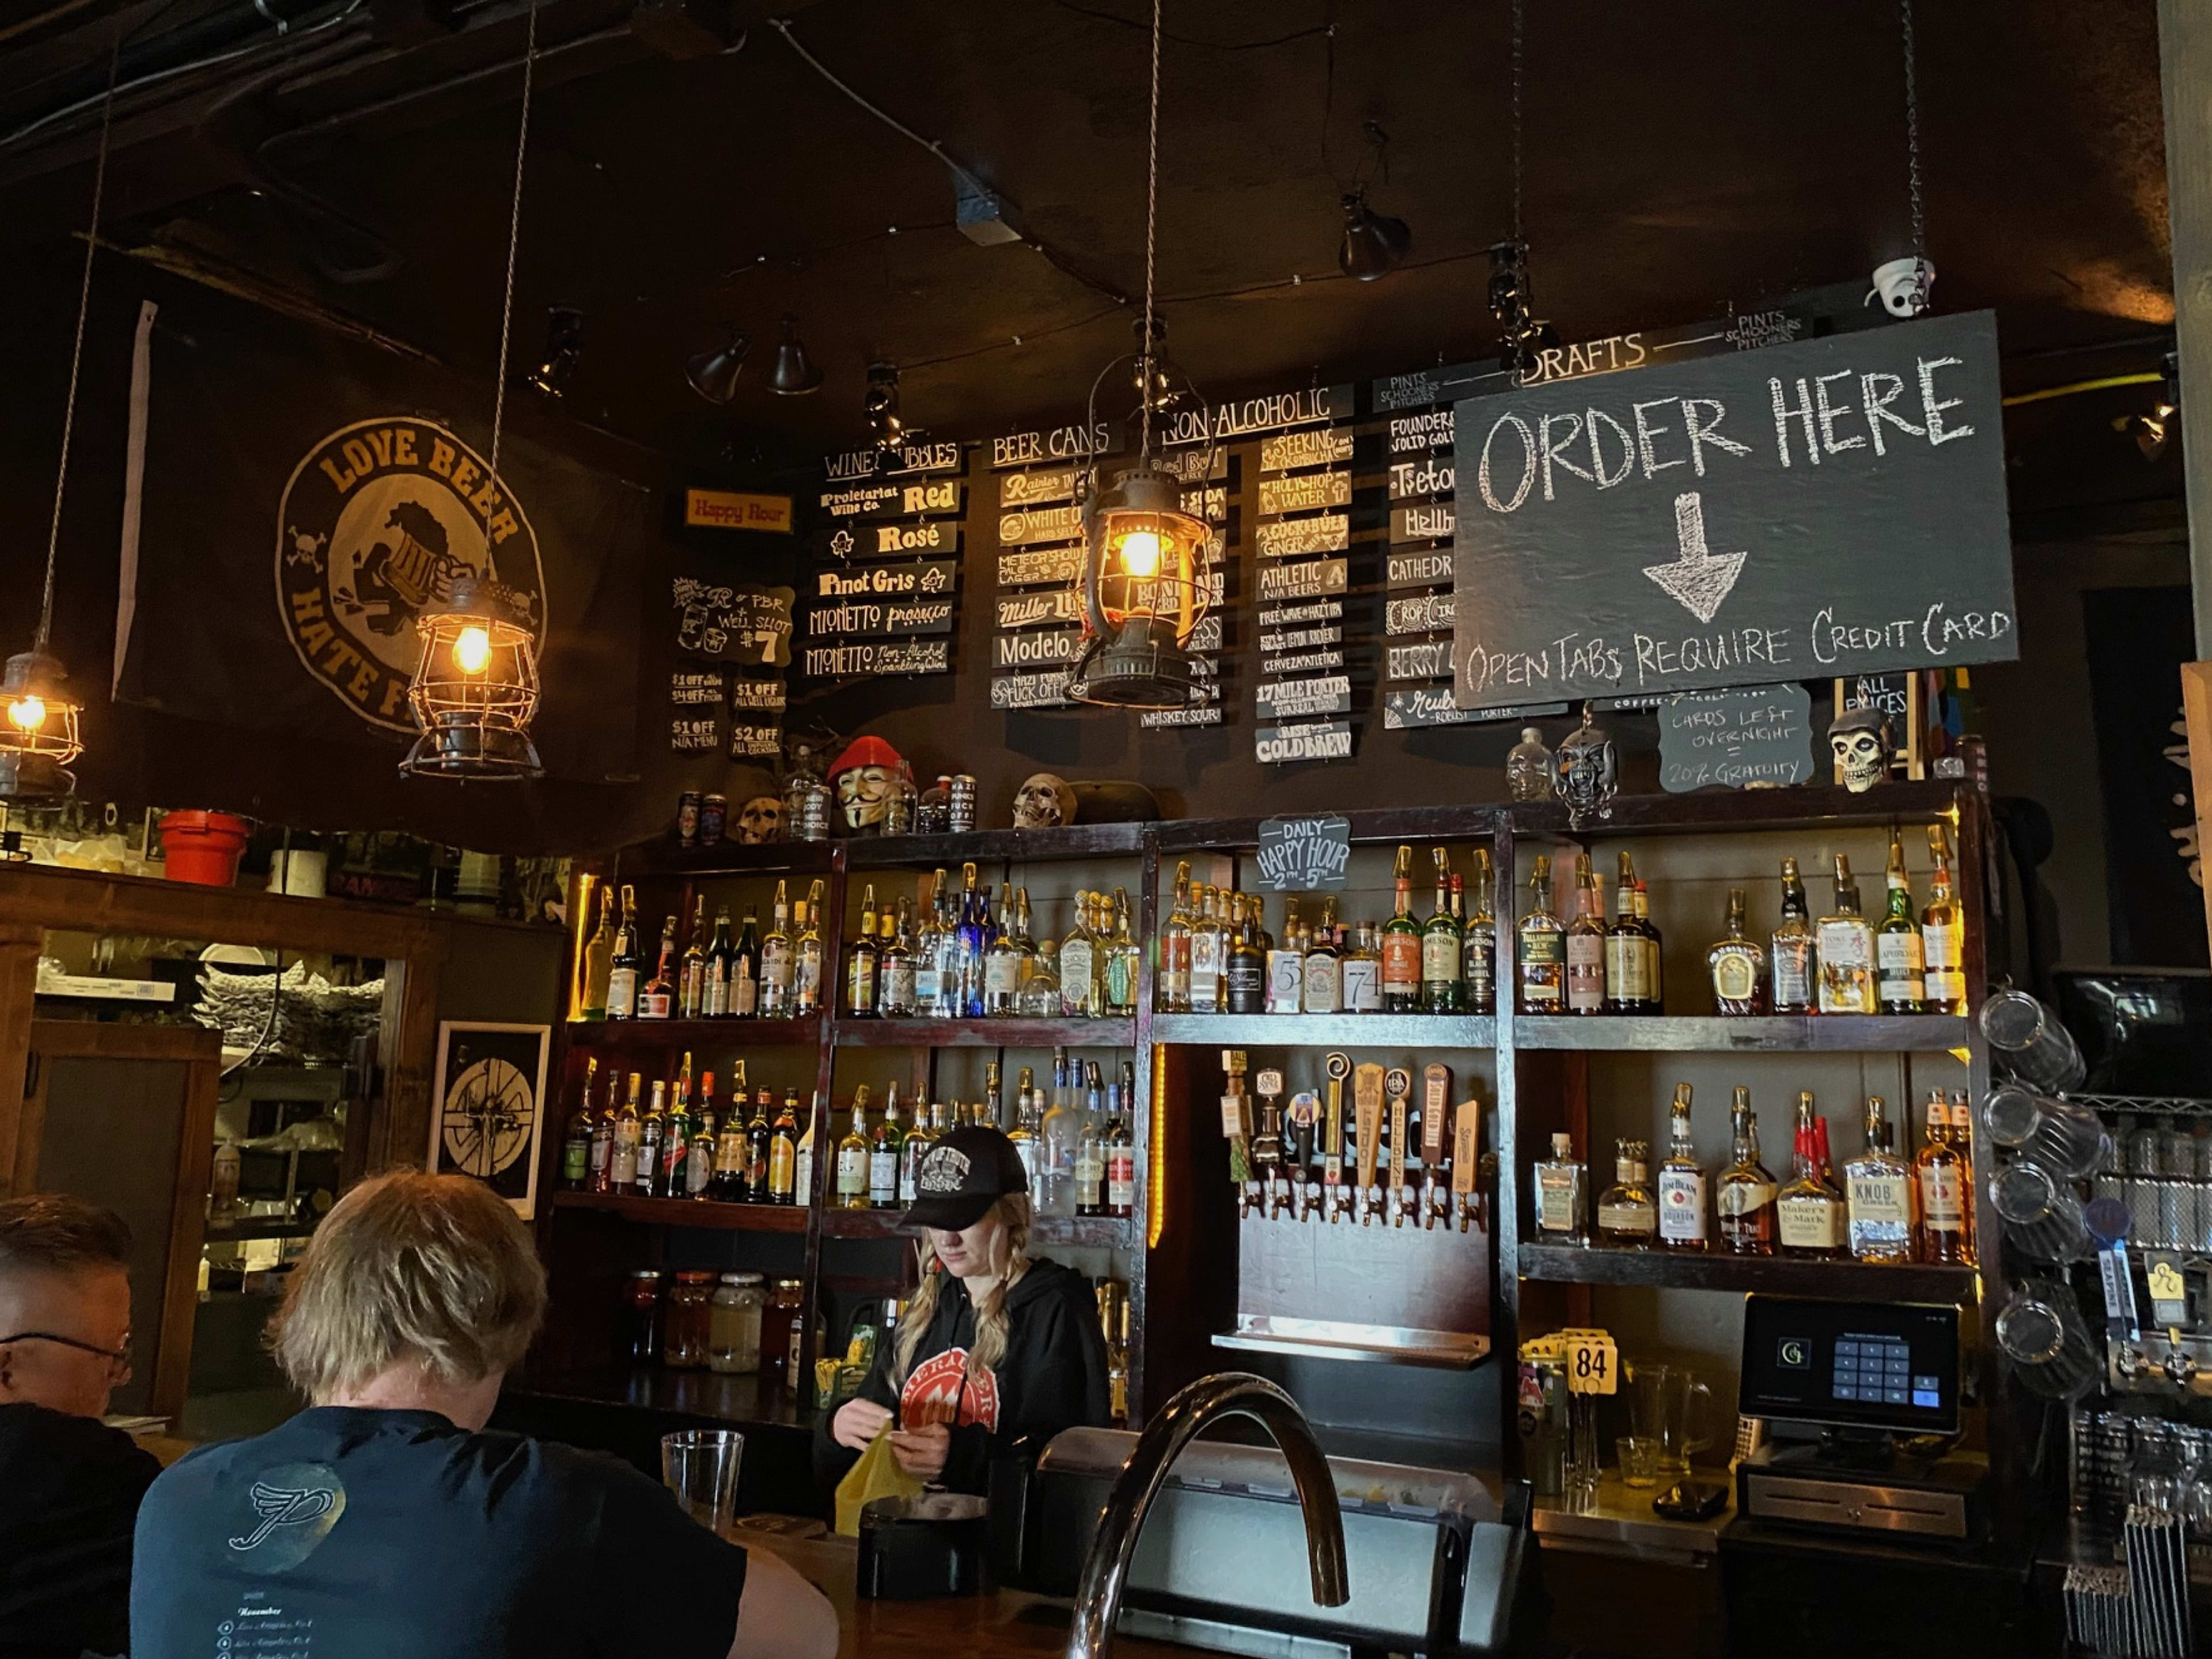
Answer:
0;0;2177;467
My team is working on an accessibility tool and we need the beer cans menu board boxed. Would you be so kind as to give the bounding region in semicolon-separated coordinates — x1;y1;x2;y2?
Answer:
1249;404;1357;763
805;443;966;684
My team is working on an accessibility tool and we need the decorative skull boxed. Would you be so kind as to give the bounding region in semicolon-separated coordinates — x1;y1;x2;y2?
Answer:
1012;772;1074;831
1828;704;1891;793
827;734;906;835
736;795;785;843
1554;703;1618;832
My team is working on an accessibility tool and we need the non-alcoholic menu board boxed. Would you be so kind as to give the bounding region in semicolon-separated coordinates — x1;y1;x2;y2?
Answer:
1450;309;2017;711
805;448;965;682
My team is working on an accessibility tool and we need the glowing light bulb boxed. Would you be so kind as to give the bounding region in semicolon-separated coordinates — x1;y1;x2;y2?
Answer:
453;626;493;675
1116;529;1163;579
6;694;46;733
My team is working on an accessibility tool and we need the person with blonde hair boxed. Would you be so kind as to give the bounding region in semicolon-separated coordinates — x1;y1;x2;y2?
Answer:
816;1125;1110;1495
130;1171;835;1659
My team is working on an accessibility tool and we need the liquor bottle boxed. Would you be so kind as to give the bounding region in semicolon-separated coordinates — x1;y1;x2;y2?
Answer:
743;1082;772;1202
846;883;880;1016
1603;853;1646;1013
1532;1132;1587;1243
678;897;709;1020
1715;1088;1777;1255
955;863;991;1018
1006;1066;1038;1182
635;1080;666;1197
912;871;946;1014
835;1086;872;1209
985;1060;1005;1132
1775;1092;1847;1257
768;1090;800;1205
580;884;617;1018
1381;846;1423;1012
1037;1048;1078;1218
1464;849;1498;1015
1656;1083;1709;1251
1188;885;1224;1013
609;1072;643;1191
1160;861;1194;1013
1595;1139;1658;1247
982;889;1029;1017
1633;877;1665;1012
1106;1065;1137;1218
1915;1089;1971;1263
1844;1095;1916;1262
878;898;918;1016
1106;889;1142;1015
711;1065;750;1201
1303;897;1342;1013
700;907;734;1018
606;885;642;1019
869;1085;904;1207
1060;891;1099;1017
1816;854;1877;1014
561;1057;597;1190
1921;825;1966;1014
1341;922;1382;1013
1267;897;1306;1014
759;882;793;1017
1226;893;1268;1015
1421;851;1463;1012
638;917;678;1020
1564;854;1607;1015
660;1055;694;1198
1769;859;1816;1016
1518;855;1565;1013
1075;1061;1107;1217
793;881;827;1016
898;1099;941;1205
1020;935;1062;1017
1706;888;1768;1015
1876;837;1926;1014
586;1063;615;1192
729;903;760;1018
686;1071;719;1199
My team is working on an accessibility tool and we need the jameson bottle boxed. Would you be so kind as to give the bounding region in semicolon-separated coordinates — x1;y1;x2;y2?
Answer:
1421;849;1462;1012
1876;836;1926;1014
1463;847;1498;1015
1381;847;1423;1012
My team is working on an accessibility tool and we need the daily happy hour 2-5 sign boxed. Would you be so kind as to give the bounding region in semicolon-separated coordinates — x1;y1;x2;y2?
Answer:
1449;310;2016;711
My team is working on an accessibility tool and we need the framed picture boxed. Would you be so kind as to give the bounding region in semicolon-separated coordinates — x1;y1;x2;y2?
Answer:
429;1021;551;1218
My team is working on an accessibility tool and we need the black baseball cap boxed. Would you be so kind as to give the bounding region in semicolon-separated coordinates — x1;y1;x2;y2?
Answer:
903;1125;1028;1232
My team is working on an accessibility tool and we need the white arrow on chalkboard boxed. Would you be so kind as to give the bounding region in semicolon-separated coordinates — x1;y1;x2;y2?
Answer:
1642;492;1747;624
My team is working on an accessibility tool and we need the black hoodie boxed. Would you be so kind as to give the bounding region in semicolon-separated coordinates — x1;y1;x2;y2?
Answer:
812;1257;1111;1497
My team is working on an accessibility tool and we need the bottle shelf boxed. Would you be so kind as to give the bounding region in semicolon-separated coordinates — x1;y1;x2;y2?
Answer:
564;1016;823;1050
819;1206;1134;1248
548;1191;809;1232
503;1365;815;1431
1150;1013;1497;1048
1510;1014;1969;1053
1517;1240;1978;1301
846;822;1149;868
831;1016;1137;1048
1212;1317;1491;1370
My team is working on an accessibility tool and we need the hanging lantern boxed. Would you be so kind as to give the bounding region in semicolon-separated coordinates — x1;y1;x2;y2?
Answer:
399;575;543;779
1069;465;1213;709
0;650;84;802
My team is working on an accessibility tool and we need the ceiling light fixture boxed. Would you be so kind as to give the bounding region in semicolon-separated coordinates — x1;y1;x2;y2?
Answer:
400;1;545;781
1338;191;1411;281
864;361;906;450
770;315;823;395
1;35;121;805
522;305;584;398
685;324;751;404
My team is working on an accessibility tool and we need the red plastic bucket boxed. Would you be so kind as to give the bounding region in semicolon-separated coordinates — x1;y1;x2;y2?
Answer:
160;810;251;887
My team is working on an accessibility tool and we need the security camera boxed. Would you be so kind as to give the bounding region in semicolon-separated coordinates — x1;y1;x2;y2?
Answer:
1868;256;1934;319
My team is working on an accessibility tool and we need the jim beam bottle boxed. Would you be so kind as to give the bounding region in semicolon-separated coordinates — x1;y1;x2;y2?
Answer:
1421;1063;1453;1229
1221;1051;1255;1213
1323;1052;1354;1222
1354;1062;1387;1225
1656;1083;1709;1252
1252;1068;1287;1218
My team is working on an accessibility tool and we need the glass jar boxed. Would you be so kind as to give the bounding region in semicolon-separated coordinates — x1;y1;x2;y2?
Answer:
760;1277;804;1377
620;1269;664;1365
665;1271;716;1369
709;1272;765;1375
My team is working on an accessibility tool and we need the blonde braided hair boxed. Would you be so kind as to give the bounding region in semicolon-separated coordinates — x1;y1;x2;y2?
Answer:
893;1193;1033;1389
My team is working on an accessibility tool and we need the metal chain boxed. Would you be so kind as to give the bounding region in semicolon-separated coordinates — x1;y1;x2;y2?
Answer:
1900;0;1924;255
1139;0;1162;459
37;29;122;654
1510;0;1524;247
487;0;539;485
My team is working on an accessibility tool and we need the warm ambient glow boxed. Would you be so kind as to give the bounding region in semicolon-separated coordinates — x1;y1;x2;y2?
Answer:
453;625;494;675
1114;528;1163;579
5;694;45;732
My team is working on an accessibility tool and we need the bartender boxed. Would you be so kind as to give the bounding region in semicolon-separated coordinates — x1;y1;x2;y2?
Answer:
815;1126;1111;1496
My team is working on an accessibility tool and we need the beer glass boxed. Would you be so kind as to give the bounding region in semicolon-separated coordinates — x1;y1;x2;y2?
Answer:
1627;1362;1715;1478
1979;988;2086;1095
662;1429;746;1532
1994;1278;2099;1400
1990;1162;2088;1263
1979;1084;2107;1179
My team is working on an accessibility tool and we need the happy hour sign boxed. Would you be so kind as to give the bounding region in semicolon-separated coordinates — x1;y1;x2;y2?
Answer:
1449;310;2017;711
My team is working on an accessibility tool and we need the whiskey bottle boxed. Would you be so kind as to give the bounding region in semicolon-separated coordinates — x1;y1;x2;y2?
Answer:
710;1066;749;1201
1707;889;1769;1015
1160;861;1194;1013
1844;1095;1916;1263
701;906;735;1018
1225;893;1268;1014
1715;1087;1778;1255
1075;1062;1107;1217
639;917;678;1020
1775;1092;1847;1257
1105;1065;1138;1218
758;881;793;1017
743;1081;772;1202
1603;853;1643;1013
1656;1083;1709;1251
1596;1139;1658;1247
1564;854;1607;1014
660;1056;694;1198
635;1080;666;1196
1876;838;1926;1014
846;883;880;1017
1303;897;1343;1013
790;1090;816;1206
1344;921;1384;1013
1422;850;1463;1012
730;903;760;1018
1533;1132;1588;1243
678;897;709;1019
880;898;918;1016
791;887;826;1017
835;1086;872;1209
581;884;617;1018
1517;855;1566;1013
1815;855;1876;1014
1464;848;1498;1015
563;1056;598;1191
605;884;641;1019
1770;859;1816;1015
1920;825;1966;1014
1381;846;1423;1012
1633;877;1665;1012
609;1072;643;1190
1915;1090;1972;1263
1267;897;1306;1014
869;1085;904;1207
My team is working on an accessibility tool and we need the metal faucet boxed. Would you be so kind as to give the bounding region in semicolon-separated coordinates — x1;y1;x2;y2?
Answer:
1064;1372;1350;1659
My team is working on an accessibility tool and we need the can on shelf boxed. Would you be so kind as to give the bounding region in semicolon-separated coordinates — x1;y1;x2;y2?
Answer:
700;793;728;847
948;774;978;834
677;791;702;847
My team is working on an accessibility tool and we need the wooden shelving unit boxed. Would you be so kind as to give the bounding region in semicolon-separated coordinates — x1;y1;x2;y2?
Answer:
549;1191;809;1232
564;1016;822;1051
830;1016;1136;1049
1517;1240;1979;1302
1152;1013;1496;1048
1511;1014;1968;1052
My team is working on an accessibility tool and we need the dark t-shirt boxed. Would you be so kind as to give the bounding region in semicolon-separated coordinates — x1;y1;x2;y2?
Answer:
131;1407;748;1659
0;1401;161;1659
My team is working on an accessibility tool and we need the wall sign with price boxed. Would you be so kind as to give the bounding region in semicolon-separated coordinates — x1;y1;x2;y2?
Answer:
1562;1329;1620;1395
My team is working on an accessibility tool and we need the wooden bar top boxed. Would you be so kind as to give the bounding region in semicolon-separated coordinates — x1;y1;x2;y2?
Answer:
732;1524;1185;1659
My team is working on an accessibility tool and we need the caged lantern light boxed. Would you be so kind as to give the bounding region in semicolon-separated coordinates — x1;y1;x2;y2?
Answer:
400;575;543;778
0;651;83;804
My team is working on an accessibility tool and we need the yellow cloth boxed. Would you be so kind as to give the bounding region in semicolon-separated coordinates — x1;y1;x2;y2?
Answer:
833;1427;924;1537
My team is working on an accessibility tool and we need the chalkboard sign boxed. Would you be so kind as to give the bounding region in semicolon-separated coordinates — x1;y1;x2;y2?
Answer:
1657;684;1815;791
1255;815;1353;889
990;420;1119;468
817;560;956;601
999;467;1080;506
672;579;793;667
1255;515;1349;558
1451;310;2017;711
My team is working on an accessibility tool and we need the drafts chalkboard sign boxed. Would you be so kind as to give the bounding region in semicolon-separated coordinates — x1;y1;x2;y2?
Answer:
1657;684;1815;791
1450;310;2016;711
1255;815;1352;889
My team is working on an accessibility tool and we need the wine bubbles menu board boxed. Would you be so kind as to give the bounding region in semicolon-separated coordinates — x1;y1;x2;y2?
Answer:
1448;309;2017;712
807;441;966;685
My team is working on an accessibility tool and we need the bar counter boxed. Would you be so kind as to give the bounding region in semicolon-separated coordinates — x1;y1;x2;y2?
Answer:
733;1525;1183;1659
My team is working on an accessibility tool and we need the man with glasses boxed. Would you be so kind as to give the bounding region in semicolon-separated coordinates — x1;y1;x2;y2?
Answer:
0;1193;160;1659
